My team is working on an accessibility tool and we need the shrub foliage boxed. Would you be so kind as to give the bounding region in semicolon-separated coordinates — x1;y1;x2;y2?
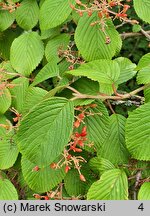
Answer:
0;0;150;200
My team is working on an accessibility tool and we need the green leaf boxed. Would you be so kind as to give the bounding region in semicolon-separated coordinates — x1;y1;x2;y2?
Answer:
16;0;39;30
84;101;110;151
17;97;74;166
0;171;7;179
114;57;137;84
0;29;20;60
39;0;76;30
72;77;99;95
132;24;141;33
58;59;72;76
0;61;18;80
72;10;80;24
44;85;67;99
57;77;99;105
89;157;115;175
144;87;150;103
12;0;20;2
64;169;87;197
9;77;29;113
31;61;59;86
71;77;99;106
0;115;9;135
137;66;150;84
0;10;15;32
10;32;44;76
133;0;150;23
22;87;48;114
73;99;95;107
0;178;18;200
39;0;45;7
0;88;11;114
66;60;120;94
75;13;122;61
0;116;18;170
138;182;150;200
45;34;70;63
126;102;150;160
64;165;95;197
0;117;19;170
98;114;129;165
40;27;60;40
17;171;34;199
21;156;66;193
137;53;150;70
87;169;128;200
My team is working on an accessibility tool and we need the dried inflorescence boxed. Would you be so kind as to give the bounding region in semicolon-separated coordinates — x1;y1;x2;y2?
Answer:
71;0;133;21
0;73;21;131
0;108;21;132
11;108;22;123
70;0;138;44
58;43;85;70
0;68;18;95
0;0;20;13
34;183;83;200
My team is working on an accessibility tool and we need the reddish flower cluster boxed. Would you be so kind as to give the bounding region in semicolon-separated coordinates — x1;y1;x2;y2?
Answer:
70;126;87;151
70;0;131;20
32;166;40;172
49;104;99;183
70;0;138;40
74;103;97;128
115;4;130;18
34;194;49;200
74;113;85;128
33;104;102;199
31;103;100;185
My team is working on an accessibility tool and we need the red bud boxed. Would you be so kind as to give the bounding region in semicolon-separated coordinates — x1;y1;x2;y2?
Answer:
50;163;57;169
77;140;84;147
44;196;49;200
90;104;97;108
78;113;85;120
88;10;92;16
78;11;83;17
73;147;82;152
70;4;75;10
32;166;40;172
67;154;72;160
34;194;41;199
80;174;86;182
74;120;80;128
80;126;87;137
75;132;81;138
65;165;71;173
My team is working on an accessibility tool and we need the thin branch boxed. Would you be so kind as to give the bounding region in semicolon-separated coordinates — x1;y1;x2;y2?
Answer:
123;84;150;99
140;28;150;41
69;83;150;101
107;9;137;25
121;30;150;39
67;86;82;95
116;21;126;29
105;100;116;114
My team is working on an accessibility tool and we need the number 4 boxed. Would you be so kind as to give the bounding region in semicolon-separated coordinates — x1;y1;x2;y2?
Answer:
138;203;144;211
